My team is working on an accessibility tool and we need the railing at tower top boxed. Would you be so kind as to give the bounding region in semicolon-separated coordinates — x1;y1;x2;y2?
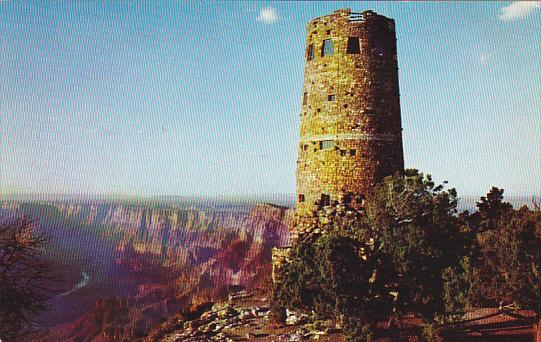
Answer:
349;12;366;22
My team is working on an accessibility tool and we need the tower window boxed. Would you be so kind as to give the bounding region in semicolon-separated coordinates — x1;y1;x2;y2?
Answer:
328;94;335;101
298;194;305;202
350;149;357;156
326;29;331;35
347;37;361;54
303;144;308;151
303;92;308;105
320;140;334;150
320;194;331;207
359;194;366;207
340;150;347;157
307;44;314;61
321;39;334;57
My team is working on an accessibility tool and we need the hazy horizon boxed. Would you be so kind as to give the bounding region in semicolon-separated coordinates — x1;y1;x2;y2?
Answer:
2;2;540;197
2;192;539;209
2;191;540;200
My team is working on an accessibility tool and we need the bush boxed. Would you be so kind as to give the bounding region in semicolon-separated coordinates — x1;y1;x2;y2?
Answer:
342;316;375;342
273;170;466;339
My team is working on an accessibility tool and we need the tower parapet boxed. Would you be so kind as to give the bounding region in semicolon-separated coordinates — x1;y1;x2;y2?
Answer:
295;9;404;216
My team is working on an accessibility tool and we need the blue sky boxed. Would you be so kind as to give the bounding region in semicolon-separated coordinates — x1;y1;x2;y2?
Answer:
1;1;540;197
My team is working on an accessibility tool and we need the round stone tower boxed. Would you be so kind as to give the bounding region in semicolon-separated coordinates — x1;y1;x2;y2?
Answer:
295;9;404;215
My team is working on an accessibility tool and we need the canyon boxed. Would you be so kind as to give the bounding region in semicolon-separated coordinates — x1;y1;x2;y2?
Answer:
1;198;293;340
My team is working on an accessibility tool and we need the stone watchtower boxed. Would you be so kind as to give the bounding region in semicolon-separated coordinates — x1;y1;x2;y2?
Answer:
272;9;405;284
295;9;404;216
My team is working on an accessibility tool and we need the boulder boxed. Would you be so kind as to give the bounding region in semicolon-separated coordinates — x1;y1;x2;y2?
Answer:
217;306;238;319
286;314;308;326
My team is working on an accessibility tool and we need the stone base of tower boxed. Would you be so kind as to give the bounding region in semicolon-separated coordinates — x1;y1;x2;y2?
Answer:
271;191;367;287
294;191;367;225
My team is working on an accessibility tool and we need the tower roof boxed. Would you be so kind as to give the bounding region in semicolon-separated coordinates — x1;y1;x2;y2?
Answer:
308;9;392;26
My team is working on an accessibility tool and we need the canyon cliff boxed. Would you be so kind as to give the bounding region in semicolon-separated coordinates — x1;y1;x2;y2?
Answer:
1;199;292;340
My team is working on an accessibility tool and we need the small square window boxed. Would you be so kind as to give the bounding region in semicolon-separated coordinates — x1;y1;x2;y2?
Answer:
340;150;347;157
303;92;308;105
307;44;314;61
350;149;357;156
298;194;305;202
320;140;334;150
326;29;331;35
328;94;336;101
347;37;361;54
303;145;308;151
320;194;331;207
321;39;334;57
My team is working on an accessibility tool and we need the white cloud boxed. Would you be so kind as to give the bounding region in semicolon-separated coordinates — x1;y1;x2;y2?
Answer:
256;7;278;24
499;1;541;21
479;54;486;62
479;53;488;65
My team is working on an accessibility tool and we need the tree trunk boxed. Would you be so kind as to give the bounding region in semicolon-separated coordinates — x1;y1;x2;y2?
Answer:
387;315;394;329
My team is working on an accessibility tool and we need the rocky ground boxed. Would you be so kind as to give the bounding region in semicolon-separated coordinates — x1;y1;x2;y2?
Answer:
158;288;344;341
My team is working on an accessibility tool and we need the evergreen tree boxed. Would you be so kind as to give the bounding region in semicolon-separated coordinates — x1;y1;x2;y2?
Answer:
274;170;466;340
0;218;54;341
366;170;464;323
465;188;541;340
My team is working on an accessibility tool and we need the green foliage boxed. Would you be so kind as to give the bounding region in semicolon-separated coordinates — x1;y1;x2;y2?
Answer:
342;316;375;342
275;229;391;323
464;188;541;316
442;257;471;319
474;187;513;233
496;207;540;313
273;174;541;340
420;323;439;342
274;169;467;339
366;170;464;321
273;196;393;340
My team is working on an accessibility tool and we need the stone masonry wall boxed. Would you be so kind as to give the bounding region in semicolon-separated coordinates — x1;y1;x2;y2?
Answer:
295;9;405;216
